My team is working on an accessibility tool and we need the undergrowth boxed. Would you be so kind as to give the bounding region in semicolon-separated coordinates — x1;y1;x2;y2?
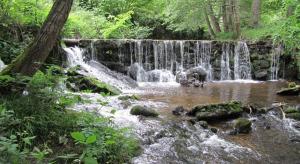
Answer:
0;66;140;163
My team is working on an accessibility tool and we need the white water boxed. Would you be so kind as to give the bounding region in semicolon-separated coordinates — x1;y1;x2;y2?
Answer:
270;45;283;80
234;41;252;80
64;47;136;90
130;40;213;82
221;43;232;80
0;58;5;71
221;41;252;80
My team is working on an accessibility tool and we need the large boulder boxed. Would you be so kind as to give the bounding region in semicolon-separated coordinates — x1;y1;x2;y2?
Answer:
277;85;300;96
186;66;207;82
254;70;268;80
233;118;252;134
67;75;121;95
285;107;300;121
188;101;243;121
130;105;159;117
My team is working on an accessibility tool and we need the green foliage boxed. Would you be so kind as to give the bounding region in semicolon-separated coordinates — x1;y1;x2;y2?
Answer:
0;66;140;163
70;113;140;163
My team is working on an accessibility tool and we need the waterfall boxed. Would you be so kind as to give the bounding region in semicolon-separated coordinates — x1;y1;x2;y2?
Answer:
179;41;185;70
90;40;97;61
131;40;176;83
195;41;213;81
64;46;136;90
234;42;252;80
270;45;283;80
0;59;5;71
221;43;232;80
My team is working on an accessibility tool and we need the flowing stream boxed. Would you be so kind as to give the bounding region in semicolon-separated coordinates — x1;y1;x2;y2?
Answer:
64;43;300;163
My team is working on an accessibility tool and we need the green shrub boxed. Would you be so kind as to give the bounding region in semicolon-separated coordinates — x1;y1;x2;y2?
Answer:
0;66;140;163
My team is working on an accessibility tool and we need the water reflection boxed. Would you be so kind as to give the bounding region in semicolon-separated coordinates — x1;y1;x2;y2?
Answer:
139;81;299;110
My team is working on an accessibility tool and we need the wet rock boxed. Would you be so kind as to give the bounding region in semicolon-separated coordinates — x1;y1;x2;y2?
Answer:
67;75;121;95
128;63;143;80
254;70;268;80
284;107;300;121
120;100;131;109
118;95;140;101
130;105;159;117
188;101;243;121
197;121;208;129
289;137;300;143
228;129;238;135
277;86;300;96
186;67;207;82
172;106;187;116
193;81;201;87
286;113;300;121
210;127;218;133
234;118;252;134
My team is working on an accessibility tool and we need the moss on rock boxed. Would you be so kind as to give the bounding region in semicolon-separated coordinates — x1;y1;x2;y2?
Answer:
188;101;243;121
277;85;300;96
118;95;140;101
130;105;159;117
234;118;252;133
67;75;121;95
286;113;300;121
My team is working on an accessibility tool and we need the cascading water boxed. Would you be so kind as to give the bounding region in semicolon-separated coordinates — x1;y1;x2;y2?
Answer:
64;46;137;90
129;40;213;83
221;43;232;80
195;41;213;81
234;41;252;80
270;45;283;80
220;42;252;81
0;58;5;71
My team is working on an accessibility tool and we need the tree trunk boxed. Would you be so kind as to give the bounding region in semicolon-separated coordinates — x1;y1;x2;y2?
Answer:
1;0;73;76
207;1;222;33
251;0;261;27
222;0;229;32
226;0;234;33
204;8;216;38
232;0;241;39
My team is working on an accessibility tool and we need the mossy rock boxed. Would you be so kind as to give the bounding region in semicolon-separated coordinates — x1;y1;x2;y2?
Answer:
130;105;159;117
118;95;140;101
285;107;299;114
288;82;297;88
67;75;121;95
234;118;252;134
66;66;81;76
189;101;243;121
277;86;300;96
286;113;300;121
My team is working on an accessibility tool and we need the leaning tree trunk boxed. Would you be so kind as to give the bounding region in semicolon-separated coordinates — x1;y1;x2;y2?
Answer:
1;0;73;76
251;0;261;27
204;8;216;38
207;1;222;33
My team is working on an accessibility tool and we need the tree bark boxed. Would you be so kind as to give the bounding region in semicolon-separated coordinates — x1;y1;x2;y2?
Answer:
207;1;221;33
222;0;229;32
1;0;74;76
232;0;241;39
204;8;216;38
251;0;261;27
